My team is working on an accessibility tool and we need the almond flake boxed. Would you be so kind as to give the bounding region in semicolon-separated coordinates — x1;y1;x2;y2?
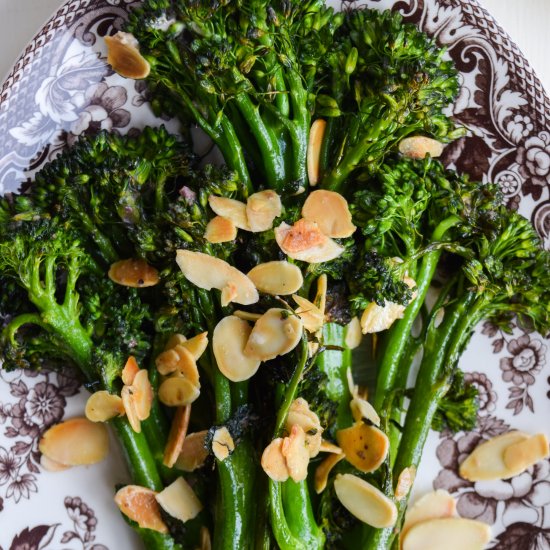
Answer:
105;32;151;80
247;261;303;296
176;250;258;306
302;189;356;238
208;196;250;230
155;348;181;375
350;396;380;427
281;425;310;482
261;438;289;482
244;308;303;361
361;301;406;334
158;377;200;407
156;477;203;523
121;385;141;433
122;355;140;385
395;466;416;500
115;485;168;534
286;398;323;458
85;391;125;423
398;136;444;160
314;452;345;494
336;422;389;473
132;369;153;421
108;258;159;288
307;119;326;186
175;431;209;472
345;317;363;349
212;427;235;462
41;455;72;472
180;332;209;360
165;333;187;350
503;433;549;475
163;405;191;468
334;473;397;528
233;310;262;322
205;215;237;243
293;294;324;333
213;316;261;382
171;345;201;387
200;527;212;550
246;190;282;232
275;220;344;263
319;440;343;454
39;417;109;466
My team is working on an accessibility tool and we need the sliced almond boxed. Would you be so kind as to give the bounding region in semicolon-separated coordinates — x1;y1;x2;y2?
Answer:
176;250;258;306
307;119;326;186
286;398;323;458
281;425;310;482
200;527;212;550
398;136;444;160
361;301;406;334
121;385;141;433
402;518;491;550
459;431;530;481
39;417;109;466
244;308;303;361
41;454;72;472
503;433;549;477
163;405;191;468
402;489;456;540
180;332;209;360
293;295;324;333
261;437;289;482
156;477;203;523
213;316;261;382
132;369;153;421
205;215;237;243
172;345;201;387
156;348;181;376
247;261;303;296
394;466;416;500
158;377;200;407
108;258;159;288
208;196;250;230
345;317;363;349
275;220;344;263
115;485;168;533
246;190;282;232
334;473;397;528
302;190;356;238
105;32;151;80
212;427;235;462
314;452;345;494
336;422;389;473
85;391;125;423
320;440;343;454
175;431;209;472
122;355;140;385
314;274;327;316
165;333;187;350
233;310;262;322
350;396;380;427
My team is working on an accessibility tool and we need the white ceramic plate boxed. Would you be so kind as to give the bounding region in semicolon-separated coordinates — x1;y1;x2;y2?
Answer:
0;1;549;548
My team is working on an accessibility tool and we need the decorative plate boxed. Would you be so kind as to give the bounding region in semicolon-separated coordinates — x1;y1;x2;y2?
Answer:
0;1;549;548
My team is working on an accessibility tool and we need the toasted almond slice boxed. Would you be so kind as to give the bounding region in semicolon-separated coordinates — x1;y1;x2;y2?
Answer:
402;518;491;550
176;250;258;306
175;431;209;472
302;190;356;238
108;258;159;288
503;433;549;476
308;341;320;358
350;396;380;427
346;367;359;398
221;283;238;307
156;477;203;523
395;466;416;500
165;333;187;350
212;427;235;462
132;369;153;421
85;391;125;423
105;32;151;80
115;485;168;533
205;215;237;243
121;385;141;433
337;422;389;473
246;190;282;232
247;261;304;296
156;348;180;376
172;345;200;387
163;405;191;468
307;119;326;186
361;301;406;334
320;440;343;454
200;526;212;550
335;473;397;528
213;316;261;382
286;398;323;458
314;452;345;494
41;454;72;472
208;196;250;230
282;425;310;482
39;417;109;466
459;431;530;481
345;317;363;349
314;274;327;317
122;355;140;385
158;377;200;407
233;310;262;321
402;490;456;540
398;136;444;160
275;221;344;263
261;438;289;482
244;308;303;361
293;295;324;333
180;332;209;360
